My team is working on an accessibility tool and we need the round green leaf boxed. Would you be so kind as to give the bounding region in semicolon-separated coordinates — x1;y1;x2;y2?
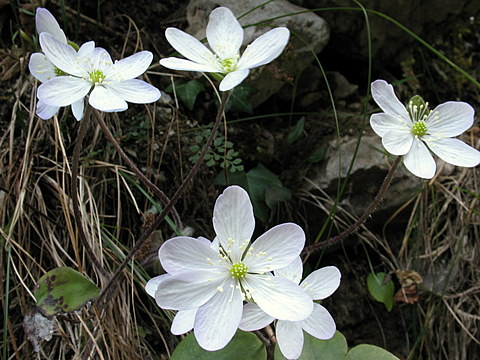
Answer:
171;330;266;360
347;344;400;360
367;272;394;311
33;267;100;316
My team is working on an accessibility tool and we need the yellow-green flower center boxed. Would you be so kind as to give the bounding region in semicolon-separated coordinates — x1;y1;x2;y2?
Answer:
412;120;428;137
221;57;238;72
230;262;248;279
89;70;106;84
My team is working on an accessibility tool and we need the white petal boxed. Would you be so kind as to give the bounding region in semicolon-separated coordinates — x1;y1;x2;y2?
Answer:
246;275;313;321
276;320;304;360
159;237;226;280
36;100;59;120
219;68;250;91
301;303;336;340
39;33;83;76
110;51;153;79
154;274;223;310
371;80;410;119
370;113;411;137
71;98;85;121
237;27;290;69
86;47;113;73
274;257;303;285
37;76;90;106
403;138;436;179
105;79;160;104
246;223;305;273
145;274;168;297
88;85;128;112
213;186;255;262
171;308;197;335
160;57;220;72
382;130;414;155
35;8;67;43
302;266;341;300
194;278;243;351
164;28;219;68
425;136;480;168
426;101;474;137
29;53;56;82
239;303;274;331
78;41;95;57
206;7;243;60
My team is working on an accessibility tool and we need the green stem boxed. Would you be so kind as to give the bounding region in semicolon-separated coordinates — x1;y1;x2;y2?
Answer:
94;91;231;306
303;156;402;254
91;108;183;229
71;105;108;277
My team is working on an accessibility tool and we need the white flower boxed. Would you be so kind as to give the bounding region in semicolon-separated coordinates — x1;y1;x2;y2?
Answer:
159;7;290;91
145;185;313;351
370;79;480;179
239;257;341;360
28;7;85;120
35;32;160;118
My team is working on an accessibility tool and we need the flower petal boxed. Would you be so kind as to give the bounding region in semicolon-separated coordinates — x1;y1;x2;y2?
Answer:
276;320;304;360
154;274;224;310
36;100;59;120
160;57;220;72
371;80;410;119
301;266;341;300
159;237;226;280
213;186;255;262
425;136;480;168
206;7;243;60
39;33;83;76
35;8;67;43
105;79;160;104
301;303;336;340
274;257;303;285
145;274;168;298
426;101;474;137
382;129;413;155
403;138;436;179
370;113;410;138
164;27;219;69
219;68;249;91
239;303;274;331
237;27;290;69
29;53;56;82
71;98;85;121
88;85;128;112
171;308;197;335
246;223;305;273
86;47;113;73
194;278;243;351
110;51;153;79
246;275;313;321
37;76;90;106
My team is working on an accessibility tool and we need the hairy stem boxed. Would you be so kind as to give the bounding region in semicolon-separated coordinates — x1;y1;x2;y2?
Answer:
95;91;231;305
71;105;108;277
303;156;402;254
91;108;182;229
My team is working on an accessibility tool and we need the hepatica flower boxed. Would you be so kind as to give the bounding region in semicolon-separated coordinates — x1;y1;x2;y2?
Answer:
145;186;313;351
159;7;290;91
34;32;160;119
240;257;341;359
370;79;480;179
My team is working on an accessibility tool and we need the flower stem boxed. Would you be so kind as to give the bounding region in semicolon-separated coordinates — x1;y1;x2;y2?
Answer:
94;91;231;306
303;156;402;254
71;105;108;277
91;108;183;229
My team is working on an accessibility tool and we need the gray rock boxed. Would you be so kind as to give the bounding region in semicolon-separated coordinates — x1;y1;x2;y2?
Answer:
184;0;330;105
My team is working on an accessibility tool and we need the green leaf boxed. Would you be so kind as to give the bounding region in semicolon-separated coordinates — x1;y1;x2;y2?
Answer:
265;185;291;210
367;272;395;311
171;330;266;360
34;267;100;316
175;80;205;110
287;117;305;144
228;85;254;114
274;331;399;360
307;146;327;163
